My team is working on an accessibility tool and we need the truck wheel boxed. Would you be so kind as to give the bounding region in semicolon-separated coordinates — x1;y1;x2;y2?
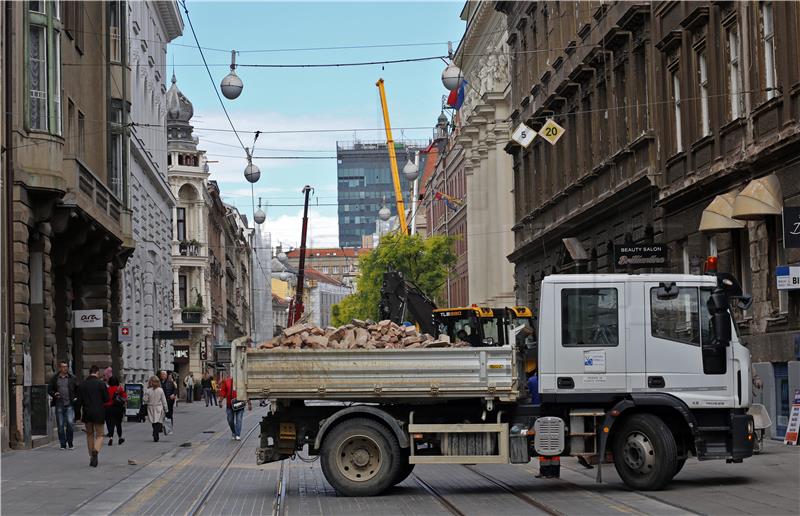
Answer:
392;451;415;486
321;418;401;496
673;458;686;478
612;414;677;491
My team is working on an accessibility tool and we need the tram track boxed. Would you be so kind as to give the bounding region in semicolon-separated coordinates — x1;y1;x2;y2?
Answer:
185;422;261;516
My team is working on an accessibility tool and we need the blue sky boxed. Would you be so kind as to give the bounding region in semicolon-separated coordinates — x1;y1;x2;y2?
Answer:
168;1;465;248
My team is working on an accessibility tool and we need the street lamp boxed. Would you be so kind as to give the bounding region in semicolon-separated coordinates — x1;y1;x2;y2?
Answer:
378;205;391;222
403;154;419;182
220;50;243;100
244;155;260;183
254;197;266;225
441;62;464;91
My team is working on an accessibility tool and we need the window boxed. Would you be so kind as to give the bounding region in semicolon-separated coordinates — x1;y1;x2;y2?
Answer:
727;24;743;119
29;25;48;130
176;208;186;241
77;111;85;158
561;288;619;347
671;70;683;152
178;275;187;308
110;133;123;198
681;240;690;274
109;1;121;63
27;0;61;134
650;287;701;345
698;52;710;136
761;2;777;100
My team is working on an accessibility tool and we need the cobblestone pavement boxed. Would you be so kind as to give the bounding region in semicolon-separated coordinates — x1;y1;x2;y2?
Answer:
2;403;798;516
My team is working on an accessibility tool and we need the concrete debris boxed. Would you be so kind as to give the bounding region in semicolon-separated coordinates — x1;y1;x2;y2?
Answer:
255;319;457;350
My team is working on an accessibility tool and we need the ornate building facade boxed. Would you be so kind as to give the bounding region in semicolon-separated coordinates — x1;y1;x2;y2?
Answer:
122;0;182;385
497;1;799;438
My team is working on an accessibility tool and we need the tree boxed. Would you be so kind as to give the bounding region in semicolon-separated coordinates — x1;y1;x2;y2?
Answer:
332;233;456;326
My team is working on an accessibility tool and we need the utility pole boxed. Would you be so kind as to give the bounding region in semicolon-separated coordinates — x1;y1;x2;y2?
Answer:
289;185;312;326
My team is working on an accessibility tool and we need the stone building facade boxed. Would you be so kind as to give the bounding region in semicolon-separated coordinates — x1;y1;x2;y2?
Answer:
5;1;136;449
497;1;799;437
166;75;211;386
122;1;182;385
452;1;516;307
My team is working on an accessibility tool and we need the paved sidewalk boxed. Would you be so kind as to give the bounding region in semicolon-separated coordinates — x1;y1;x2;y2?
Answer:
1;400;238;516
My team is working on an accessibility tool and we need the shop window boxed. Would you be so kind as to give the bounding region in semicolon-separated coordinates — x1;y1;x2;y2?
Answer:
561;288;619;347
769;216;789;314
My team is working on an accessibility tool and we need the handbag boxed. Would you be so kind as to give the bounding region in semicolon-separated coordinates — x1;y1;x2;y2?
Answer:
231;399;246;412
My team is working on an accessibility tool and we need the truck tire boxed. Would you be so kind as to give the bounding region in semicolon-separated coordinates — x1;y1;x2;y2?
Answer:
320;418;402;496
392;451;415;486
612;414;677;491
673;458;686;478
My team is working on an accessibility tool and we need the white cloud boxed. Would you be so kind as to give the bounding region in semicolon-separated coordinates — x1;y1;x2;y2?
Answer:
262;209;339;249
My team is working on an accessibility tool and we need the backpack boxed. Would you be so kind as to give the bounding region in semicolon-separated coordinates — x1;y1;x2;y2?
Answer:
113;388;125;408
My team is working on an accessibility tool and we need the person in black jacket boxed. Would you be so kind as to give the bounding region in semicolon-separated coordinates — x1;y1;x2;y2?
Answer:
47;361;79;450
79;365;109;467
160;370;177;432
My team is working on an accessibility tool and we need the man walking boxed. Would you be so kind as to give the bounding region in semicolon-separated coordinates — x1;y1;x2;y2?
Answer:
183;372;195;403
160;370;177;433
78;365;109;467
218;376;249;440
201;373;213;407
47;361;79;450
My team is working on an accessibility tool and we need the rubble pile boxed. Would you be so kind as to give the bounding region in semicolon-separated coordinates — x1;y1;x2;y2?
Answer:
255;319;458;350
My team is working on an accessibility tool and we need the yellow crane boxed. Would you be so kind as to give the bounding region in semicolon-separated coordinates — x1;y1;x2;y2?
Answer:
375;78;409;235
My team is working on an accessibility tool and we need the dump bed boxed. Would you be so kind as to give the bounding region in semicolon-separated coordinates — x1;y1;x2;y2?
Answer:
232;344;519;403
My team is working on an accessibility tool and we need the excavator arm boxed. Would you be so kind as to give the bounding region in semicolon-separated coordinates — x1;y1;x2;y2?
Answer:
379;270;437;336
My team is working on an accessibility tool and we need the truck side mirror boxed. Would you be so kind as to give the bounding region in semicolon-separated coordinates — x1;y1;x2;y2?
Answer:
707;289;732;345
656;282;679;300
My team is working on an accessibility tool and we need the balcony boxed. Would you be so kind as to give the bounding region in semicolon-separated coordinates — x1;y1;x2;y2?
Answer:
179;239;202;257
181;307;203;324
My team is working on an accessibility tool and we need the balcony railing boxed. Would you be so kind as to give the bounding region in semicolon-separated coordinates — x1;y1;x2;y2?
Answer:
179;240;202;257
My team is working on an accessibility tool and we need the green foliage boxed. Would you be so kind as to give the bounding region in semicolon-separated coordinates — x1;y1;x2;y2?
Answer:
331;233;456;326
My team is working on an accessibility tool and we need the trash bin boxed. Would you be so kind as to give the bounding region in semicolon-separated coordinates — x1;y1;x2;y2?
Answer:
125;383;145;422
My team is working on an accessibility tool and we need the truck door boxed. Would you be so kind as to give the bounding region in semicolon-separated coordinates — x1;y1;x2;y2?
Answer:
555;283;627;392
644;283;734;406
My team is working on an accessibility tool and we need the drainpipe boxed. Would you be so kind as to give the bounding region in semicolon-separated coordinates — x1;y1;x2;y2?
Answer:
4;0;17;448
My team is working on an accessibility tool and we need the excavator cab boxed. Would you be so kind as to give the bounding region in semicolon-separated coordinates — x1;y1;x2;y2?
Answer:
433;307;505;346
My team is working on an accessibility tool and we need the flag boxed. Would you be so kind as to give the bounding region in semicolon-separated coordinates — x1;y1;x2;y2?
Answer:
455;80;467;110
447;88;458;108
445;199;457;211
434;191;443;200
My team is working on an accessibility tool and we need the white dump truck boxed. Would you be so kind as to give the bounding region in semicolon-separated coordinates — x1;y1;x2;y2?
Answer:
232;269;756;496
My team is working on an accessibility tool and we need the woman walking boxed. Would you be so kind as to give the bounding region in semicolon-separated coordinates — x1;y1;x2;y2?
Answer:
143;375;168;442
104;376;127;446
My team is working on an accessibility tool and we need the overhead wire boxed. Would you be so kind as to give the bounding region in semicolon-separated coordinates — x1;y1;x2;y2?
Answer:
179;0;247;153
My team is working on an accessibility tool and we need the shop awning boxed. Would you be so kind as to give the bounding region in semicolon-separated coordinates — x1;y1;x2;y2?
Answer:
732;174;783;220
699;192;745;232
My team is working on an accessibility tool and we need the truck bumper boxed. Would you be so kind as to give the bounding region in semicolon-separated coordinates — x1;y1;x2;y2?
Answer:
729;412;755;461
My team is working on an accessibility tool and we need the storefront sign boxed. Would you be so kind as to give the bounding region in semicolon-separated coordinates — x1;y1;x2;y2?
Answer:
783;206;800;248
118;325;132;342
614;245;668;269
776;266;800;290
74;309;103;328
784;389;800;446
173;347;190;362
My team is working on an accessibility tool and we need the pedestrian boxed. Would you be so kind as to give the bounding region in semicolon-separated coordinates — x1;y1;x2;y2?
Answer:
210;376;219;406
183;372;195;403
47;361;79;450
102;366;113;384
160;370;177;433
218;376;249;440
143;375;168;442
104;376;126;446
201;373;213;407
78;365;109;467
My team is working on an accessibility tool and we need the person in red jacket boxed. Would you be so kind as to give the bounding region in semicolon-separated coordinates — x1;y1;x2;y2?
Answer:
218;376;250;440
104;376;127;446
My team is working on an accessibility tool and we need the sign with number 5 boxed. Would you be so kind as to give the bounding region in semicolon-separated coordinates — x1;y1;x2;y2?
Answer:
539;118;565;145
